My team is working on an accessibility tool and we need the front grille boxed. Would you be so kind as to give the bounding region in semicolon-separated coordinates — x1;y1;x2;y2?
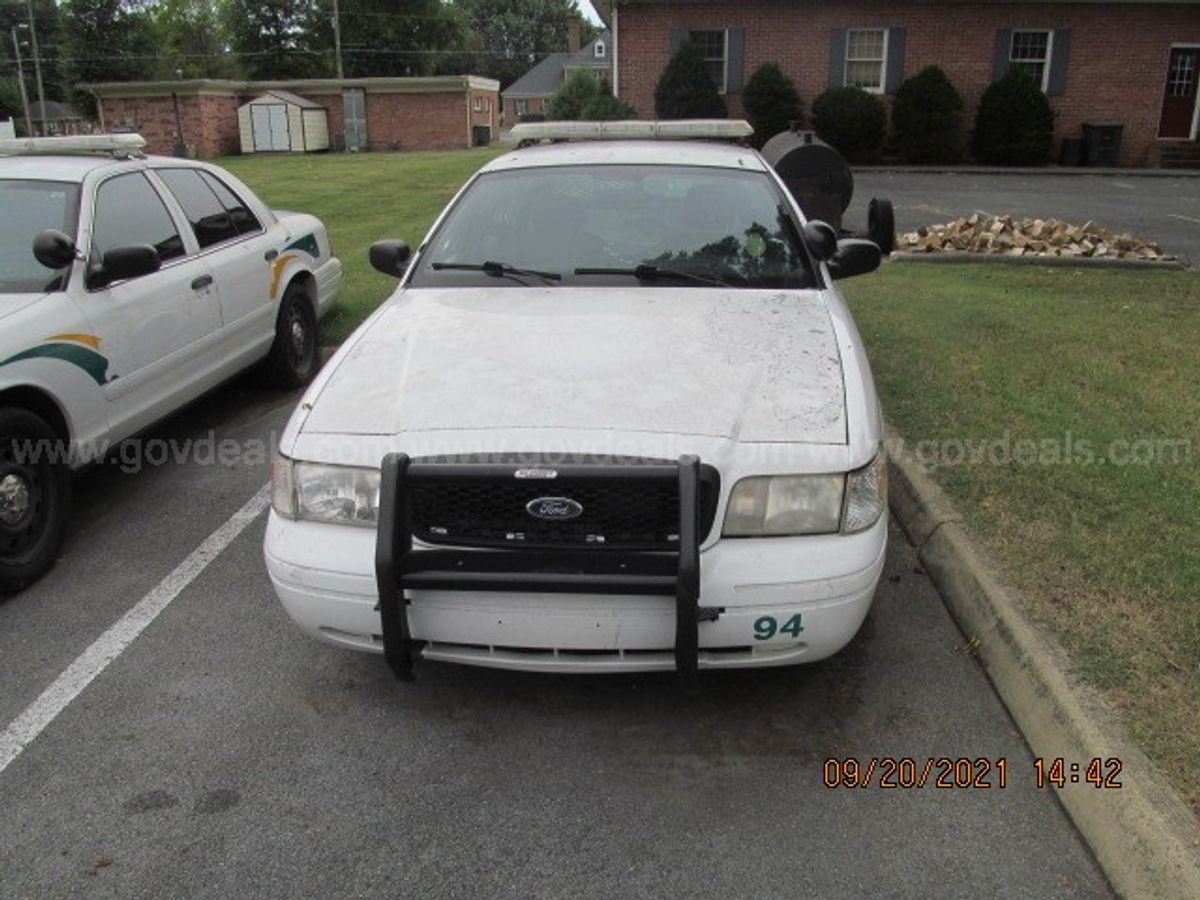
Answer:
408;457;720;551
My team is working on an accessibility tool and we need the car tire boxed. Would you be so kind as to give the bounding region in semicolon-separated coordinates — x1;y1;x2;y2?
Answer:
0;408;71;594
263;283;320;390
867;197;896;256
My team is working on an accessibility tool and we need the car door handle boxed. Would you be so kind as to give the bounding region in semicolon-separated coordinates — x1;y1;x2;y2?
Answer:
264;249;278;262
191;275;213;291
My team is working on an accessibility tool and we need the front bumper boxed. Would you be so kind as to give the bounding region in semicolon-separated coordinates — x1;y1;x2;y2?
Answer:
264;511;886;674
314;257;343;319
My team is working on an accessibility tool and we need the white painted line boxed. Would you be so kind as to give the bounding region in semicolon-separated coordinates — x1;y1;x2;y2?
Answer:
0;483;271;775
1167;213;1200;225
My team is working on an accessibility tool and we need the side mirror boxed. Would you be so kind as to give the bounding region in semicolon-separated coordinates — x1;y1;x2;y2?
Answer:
87;245;161;290
826;239;882;281
802;220;838;261
369;240;411;278
33;229;77;270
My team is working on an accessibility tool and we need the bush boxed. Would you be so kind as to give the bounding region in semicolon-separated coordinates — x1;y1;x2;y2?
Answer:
742;62;804;149
971;67;1054;165
811;86;887;162
547;69;635;121
892;66;964;164
654;41;727;119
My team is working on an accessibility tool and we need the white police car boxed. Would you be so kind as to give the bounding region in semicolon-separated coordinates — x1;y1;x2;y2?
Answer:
266;121;885;683
0;134;341;591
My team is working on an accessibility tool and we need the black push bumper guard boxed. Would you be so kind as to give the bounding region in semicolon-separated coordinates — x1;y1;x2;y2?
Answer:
373;453;717;686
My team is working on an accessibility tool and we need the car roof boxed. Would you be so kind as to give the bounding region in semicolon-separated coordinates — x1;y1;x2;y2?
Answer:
482;140;768;173
0;153;216;183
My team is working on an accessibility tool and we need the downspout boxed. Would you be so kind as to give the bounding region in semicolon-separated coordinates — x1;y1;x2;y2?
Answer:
90;90;105;131
171;91;186;156
612;4;619;96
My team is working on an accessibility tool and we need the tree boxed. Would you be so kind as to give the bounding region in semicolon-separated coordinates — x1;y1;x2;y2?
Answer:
742;62;803;149
971;67;1054;165
449;0;599;87
812;85;887;162
61;0;157;113
547;69;634;120
150;0;239;80
654;41;726;119
892;66;964;164
2;0;65;102
220;0;329;80
335;0;467;78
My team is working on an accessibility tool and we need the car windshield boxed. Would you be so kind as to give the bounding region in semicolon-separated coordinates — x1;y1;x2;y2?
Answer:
0;179;81;294
411;164;814;289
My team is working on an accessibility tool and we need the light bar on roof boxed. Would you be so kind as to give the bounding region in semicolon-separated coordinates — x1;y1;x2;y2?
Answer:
508;119;753;143
0;133;147;157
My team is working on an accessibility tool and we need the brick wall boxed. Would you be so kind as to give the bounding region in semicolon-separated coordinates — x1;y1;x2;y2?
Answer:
468;87;500;142
363;91;470;150
101;94;240;157
616;1;1200;166
504;96;547;123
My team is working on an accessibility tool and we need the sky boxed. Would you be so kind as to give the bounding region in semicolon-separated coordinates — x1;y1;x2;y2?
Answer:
579;1;604;25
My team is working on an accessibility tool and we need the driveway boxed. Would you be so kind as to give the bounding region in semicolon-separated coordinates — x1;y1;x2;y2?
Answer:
0;377;1113;899
849;171;1200;265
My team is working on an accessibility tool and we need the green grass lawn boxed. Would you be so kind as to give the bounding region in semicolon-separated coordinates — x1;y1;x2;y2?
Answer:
222;151;1198;812
843;263;1200;815
218;148;504;342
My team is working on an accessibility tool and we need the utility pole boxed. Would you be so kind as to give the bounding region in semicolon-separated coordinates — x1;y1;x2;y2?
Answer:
10;27;32;137
332;0;344;79
24;0;46;128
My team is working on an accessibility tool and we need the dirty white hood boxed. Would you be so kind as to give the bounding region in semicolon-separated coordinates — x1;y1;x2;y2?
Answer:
305;287;847;445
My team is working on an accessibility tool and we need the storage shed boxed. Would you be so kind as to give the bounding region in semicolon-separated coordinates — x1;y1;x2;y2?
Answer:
238;91;329;153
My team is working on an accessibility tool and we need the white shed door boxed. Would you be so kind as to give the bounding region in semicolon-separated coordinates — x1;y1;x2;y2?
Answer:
252;104;290;151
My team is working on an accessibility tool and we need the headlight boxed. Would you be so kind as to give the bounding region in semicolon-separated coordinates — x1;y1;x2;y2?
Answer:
723;474;844;536
842;449;888;534
272;456;381;527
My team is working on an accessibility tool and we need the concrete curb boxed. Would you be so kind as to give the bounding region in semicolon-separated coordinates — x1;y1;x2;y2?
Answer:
888;253;1188;271
855;165;1200;177
885;427;1200;900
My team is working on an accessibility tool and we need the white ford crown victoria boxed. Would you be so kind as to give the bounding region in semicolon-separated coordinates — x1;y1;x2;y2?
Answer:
266;121;886;683
0;135;341;591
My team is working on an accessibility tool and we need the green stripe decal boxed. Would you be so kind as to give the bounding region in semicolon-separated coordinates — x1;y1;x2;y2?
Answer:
1;342;109;385
284;233;319;257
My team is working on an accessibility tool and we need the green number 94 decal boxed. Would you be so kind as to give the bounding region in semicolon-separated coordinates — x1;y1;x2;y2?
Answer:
753;613;804;641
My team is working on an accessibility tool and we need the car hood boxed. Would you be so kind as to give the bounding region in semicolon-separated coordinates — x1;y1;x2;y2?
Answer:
0;292;47;321
304;287;847;444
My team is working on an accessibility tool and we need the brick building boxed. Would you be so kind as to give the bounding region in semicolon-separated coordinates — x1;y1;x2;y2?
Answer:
81;76;501;158
609;0;1200;167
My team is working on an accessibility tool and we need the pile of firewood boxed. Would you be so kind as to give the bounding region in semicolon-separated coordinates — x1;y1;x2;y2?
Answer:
896;214;1174;261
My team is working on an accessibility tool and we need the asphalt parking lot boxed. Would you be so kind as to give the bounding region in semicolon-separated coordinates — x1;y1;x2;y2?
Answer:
0;376;1115;899
850;171;1200;265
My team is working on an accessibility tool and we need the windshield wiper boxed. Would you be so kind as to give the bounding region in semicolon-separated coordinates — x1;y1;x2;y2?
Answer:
431;260;561;284
574;264;734;288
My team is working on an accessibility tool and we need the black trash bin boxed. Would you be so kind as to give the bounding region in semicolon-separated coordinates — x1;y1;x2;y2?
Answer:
1081;122;1123;167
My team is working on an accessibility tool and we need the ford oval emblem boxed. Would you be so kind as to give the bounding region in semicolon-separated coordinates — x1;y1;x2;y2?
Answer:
525;496;583;521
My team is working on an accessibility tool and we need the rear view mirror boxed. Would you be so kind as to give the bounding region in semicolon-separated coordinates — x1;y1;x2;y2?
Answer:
802;220;838;261
87;244;161;290
369;240;411;278
826;239;882;281
33;229;77;270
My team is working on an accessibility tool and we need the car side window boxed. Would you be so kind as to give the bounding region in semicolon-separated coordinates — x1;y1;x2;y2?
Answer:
199;172;263;236
156;168;240;249
91;172;186;265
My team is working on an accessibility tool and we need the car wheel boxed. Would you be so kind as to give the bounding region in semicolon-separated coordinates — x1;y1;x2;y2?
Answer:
0;408;71;594
263;283;319;390
867;197;896;256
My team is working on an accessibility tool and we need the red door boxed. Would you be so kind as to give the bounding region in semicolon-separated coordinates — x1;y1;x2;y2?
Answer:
1159;47;1198;138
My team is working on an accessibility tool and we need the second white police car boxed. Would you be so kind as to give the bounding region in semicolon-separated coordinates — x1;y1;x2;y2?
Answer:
266;121;887;683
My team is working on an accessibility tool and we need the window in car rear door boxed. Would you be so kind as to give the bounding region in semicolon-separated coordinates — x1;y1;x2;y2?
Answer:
198;172;263;236
156;168;240;249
